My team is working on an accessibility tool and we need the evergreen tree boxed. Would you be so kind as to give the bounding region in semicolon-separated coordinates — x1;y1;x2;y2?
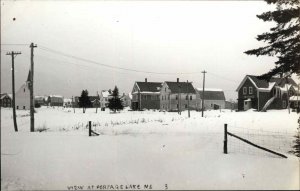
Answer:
108;86;124;113
79;89;91;113
244;0;300;80
290;116;300;157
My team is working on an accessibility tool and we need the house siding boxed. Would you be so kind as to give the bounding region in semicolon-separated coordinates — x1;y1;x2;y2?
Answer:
160;82;197;111
15;83;31;110
237;78;258;111
131;83;160;110
203;100;225;110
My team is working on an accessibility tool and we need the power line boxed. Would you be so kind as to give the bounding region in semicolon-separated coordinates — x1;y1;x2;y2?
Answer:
1;43;30;46
207;72;239;83
38;45;204;75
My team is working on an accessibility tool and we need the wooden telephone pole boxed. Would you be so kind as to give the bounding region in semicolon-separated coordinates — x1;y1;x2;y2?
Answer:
201;70;207;117
6;51;21;132
30;43;37;132
187;80;190;118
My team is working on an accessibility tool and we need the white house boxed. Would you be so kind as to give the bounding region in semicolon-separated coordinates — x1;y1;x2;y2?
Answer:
15;71;31;110
100;90;112;109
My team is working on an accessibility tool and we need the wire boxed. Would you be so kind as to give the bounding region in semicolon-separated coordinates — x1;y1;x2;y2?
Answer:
1;43;30;46
38;45;204;75
207;72;239;83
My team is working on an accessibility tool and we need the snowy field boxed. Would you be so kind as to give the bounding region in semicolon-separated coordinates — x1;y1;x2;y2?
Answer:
1;107;299;190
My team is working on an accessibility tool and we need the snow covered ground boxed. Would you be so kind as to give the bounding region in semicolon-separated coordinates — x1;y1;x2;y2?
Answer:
1;107;299;190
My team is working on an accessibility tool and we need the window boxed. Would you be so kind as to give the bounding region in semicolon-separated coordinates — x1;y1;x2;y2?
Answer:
176;95;178;100
190;95;192;100
295;101;298;107
162;96;164;100
168;95;170;100
243;87;247;95
177;104;179;108
23;106;25;109
17;106;19;109
249;87;253;94
186;95;188;100
282;100;286;108
185;104;187;108
165;87;167;92
24;88;25;92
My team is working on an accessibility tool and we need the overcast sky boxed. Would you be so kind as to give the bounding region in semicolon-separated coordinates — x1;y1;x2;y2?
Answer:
1;0;296;100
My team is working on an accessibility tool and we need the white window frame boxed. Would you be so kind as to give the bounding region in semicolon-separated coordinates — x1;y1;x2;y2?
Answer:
249;87;253;94
243;87;247;95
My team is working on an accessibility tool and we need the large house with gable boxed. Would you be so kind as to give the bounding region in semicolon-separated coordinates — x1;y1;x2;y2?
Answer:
236;75;298;111
160;78;198;111
131;78;162;110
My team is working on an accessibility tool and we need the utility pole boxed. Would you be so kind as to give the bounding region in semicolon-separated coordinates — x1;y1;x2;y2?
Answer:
201;70;207;117
187;80;190;118
96;91;99;113
30;43;37;132
72;96;75;113
178;84;181;115
6;51;21;132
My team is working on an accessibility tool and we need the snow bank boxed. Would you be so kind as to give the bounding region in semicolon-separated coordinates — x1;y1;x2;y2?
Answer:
1;107;299;190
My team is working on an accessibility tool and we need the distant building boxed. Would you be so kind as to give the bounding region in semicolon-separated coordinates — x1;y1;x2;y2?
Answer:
120;93;131;107
63;98;72;108
289;95;300;110
160;78;198;111
131;78;162;110
196;88;226;110
100;90;112;109
0;93;12;108
35;96;47;106
74;95;100;108
225;100;238;110
90;96;100;108
47;95;64;106
236;75;297;111
15;71;31;110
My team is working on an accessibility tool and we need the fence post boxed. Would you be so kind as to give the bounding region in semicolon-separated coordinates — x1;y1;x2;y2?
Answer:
89;121;92;137
224;124;227;154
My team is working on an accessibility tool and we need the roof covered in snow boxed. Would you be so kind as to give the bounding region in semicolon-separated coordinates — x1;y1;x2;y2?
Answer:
165;82;196;94
196;89;225;100
49;95;64;98
135;82;162;93
236;75;297;92
289;96;300;101
101;90;111;98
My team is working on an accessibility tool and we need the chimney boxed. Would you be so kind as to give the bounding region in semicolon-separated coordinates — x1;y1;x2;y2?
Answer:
279;72;283;78
177;78;179;83
145;78;147;82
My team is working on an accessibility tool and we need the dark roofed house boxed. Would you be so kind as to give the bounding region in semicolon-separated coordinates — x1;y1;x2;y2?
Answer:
236;75;297;111
131;78;162;110
0;93;12;108
160;78;198;111
196;88;226;110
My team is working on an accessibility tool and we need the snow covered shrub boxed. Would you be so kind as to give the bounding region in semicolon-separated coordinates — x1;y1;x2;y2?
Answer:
140;118;146;123
36;123;48;132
